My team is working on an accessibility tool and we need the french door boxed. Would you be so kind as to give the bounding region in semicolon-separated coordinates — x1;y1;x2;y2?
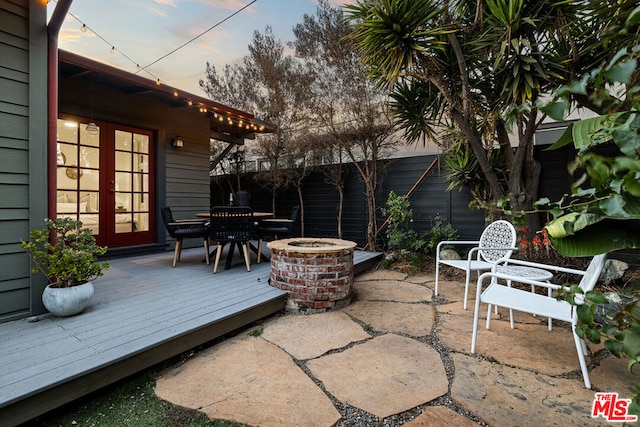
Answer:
56;119;155;247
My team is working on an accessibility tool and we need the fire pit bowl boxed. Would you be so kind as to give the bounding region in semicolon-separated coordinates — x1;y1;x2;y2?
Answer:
267;238;357;313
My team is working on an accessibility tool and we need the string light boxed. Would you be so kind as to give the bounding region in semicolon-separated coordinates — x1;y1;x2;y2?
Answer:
49;0;271;134
136;0;258;75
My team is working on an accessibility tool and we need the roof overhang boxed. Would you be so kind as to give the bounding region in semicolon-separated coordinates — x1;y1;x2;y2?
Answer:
58;49;276;138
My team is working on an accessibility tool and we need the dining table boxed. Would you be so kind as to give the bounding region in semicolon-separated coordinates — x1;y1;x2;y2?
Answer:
196;211;274;219
196;210;274;268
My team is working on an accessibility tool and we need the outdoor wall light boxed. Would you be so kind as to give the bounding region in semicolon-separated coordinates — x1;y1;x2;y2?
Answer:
172;137;184;148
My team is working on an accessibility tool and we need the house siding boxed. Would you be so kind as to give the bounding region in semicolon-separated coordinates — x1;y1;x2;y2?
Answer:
0;0;48;322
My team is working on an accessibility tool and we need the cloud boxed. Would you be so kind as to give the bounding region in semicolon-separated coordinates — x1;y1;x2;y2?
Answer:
150;7;168;17
154;0;177;6
59;28;84;43
196;0;257;14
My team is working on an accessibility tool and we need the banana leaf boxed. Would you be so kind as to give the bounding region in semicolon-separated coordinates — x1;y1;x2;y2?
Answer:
549;219;640;256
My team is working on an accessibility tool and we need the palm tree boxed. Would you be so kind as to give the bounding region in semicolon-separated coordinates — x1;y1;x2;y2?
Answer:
344;0;630;229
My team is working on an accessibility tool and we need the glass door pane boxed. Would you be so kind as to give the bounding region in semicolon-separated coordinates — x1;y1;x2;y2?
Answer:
56;119;100;235
114;130;150;233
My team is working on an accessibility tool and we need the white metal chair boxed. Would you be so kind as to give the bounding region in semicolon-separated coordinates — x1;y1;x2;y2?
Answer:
435;220;517;309
471;253;608;389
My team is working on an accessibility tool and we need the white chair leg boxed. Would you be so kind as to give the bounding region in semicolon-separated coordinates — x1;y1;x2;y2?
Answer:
580;338;589;356
573;325;592;389
463;269;472;310
506;279;514;329
471;281;483;353
548;287;553;331
213;244;224;273
434;260;440;296
486;304;492;329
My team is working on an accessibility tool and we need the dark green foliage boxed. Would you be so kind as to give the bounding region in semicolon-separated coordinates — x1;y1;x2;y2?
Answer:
382;191;458;266
20;218;109;288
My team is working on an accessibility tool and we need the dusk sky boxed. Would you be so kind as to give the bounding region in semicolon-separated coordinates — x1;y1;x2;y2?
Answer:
49;0;354;96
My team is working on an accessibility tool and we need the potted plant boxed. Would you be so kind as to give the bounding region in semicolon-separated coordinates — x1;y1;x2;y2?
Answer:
20;217;110;316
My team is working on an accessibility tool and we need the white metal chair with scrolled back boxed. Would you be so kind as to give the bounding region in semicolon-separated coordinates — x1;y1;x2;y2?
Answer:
471;253;608;389
435;220;517;309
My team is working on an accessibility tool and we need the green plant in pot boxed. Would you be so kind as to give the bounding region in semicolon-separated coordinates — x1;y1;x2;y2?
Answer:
20;217;110;316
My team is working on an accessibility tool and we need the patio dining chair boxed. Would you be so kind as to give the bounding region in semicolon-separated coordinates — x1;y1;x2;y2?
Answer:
471;253;608;389
161;207;210;267
256;205;300;263
435;220;517;309
209;206;255;273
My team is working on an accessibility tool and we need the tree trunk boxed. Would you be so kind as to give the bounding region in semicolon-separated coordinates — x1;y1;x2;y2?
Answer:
450;110;505;201
337;187;344;239
297;185;305;237
365;181;377;250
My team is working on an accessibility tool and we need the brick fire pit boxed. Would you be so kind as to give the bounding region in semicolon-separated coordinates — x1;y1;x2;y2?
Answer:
267;238;357;313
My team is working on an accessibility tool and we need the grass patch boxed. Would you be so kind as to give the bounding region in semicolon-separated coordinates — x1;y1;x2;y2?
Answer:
248;324;264;337
28;369;248;427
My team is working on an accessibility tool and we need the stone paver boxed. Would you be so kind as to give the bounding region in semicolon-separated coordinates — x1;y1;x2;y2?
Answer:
353;279;432;302
433;278;468;304
439;313;595;378
591;353;638;393
403;406;478;427
155;334;341;427
451;353;603;426
343;300;435;336
404;272;434;285
260;311;370;360
155;267;638;426
307;334;448;419
356;269;408;282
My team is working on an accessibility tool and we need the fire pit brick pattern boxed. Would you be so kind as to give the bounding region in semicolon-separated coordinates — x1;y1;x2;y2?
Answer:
267;238;357;313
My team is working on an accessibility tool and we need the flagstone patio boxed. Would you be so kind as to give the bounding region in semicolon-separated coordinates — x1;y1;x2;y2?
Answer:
154;268;637;426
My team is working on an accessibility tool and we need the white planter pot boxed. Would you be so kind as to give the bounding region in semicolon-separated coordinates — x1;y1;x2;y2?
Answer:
42;281;94;317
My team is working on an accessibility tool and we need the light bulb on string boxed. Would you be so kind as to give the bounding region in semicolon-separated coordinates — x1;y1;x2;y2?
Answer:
81;24;87;33
85;122;99;135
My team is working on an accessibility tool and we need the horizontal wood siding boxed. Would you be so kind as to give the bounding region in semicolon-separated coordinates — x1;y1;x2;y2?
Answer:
0;0;32;322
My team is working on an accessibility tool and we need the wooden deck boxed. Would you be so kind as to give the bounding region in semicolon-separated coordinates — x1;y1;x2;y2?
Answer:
0;246;382;426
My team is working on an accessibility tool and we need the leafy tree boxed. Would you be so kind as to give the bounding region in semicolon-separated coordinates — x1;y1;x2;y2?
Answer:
344;0;637;229
293;0;397;249
200;27;310;214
